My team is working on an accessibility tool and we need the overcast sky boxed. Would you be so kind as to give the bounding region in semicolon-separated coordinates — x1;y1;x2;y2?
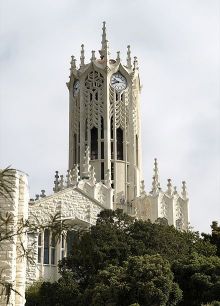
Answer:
0;0;219;233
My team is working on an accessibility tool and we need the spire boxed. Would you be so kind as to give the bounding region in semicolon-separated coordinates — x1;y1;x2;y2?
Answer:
89;166;96;185
82;146;91;179
133;56;139;70
70;55;76;72
53;171;59;193
181;181;187;199
60;175;64;190
91;50;96;62
127;45;132;69
140;180;146;196
80;44;85;68
152;158;160;193
101;21;107;51
70;164;79;185
166;179;172;196
116;51;120;62
105;169;111;188
99;21;109;60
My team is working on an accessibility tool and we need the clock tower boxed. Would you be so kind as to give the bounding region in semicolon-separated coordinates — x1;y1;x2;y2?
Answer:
68;22;142;204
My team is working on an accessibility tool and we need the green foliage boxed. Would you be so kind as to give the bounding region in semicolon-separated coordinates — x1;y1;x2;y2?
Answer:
26;210;220;306
173;253;220;306
85;255;182;306
202;221;220;256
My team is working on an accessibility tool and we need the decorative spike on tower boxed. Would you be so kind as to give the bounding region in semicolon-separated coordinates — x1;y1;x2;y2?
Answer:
71;164;79;185
127;45;132;69
152;158;160;193
53;171;59;192
133;56;139;70
82;146;91;179
116;51;120;62
70;55;76;72
90;166;96;185
166;178;172;196
105;169;111;189
181;181;187;199
99;21;109;60
140;180;146;196
80;44;85;68
91;50;96;62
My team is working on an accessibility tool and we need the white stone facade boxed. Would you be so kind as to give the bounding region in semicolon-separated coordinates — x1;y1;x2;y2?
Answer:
0;22;189;306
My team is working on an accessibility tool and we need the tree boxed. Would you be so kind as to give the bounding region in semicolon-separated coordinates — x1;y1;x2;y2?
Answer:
202;221;220;256
85;255;182;306
173;253;220;306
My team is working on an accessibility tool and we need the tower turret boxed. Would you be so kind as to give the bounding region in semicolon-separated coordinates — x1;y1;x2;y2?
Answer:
68;22;142;204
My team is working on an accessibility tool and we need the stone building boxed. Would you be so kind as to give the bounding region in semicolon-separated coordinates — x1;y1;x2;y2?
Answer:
0;22;189;306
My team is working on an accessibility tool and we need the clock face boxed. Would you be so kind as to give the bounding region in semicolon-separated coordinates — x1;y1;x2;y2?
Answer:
111;73;127;92
73;80;80;96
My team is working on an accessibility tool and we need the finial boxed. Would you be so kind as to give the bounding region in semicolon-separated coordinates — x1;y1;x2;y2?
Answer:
101;21;107;51
116;51;120;62
133;56;139;70
89;166;96;185
99;21;109;60
127;45;132;69
40;190;46;198
35;194;40;200
105;169;111;188
70;55;76;72
82;146;91;179
173;186;178;195
181;181;187;199
66;169;70;187
91;50;96;62
140;180;146;196
166;179;172;196
53;171;59;193
70;164;79;186
80;44;85;67
60;175;64;190
152;158;160;194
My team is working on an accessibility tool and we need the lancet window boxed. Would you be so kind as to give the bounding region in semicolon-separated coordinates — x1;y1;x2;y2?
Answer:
117;127;124;160
91;127;98;160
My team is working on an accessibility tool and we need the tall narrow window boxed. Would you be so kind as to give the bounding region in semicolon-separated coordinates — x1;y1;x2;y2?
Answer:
101;117;104;139
51;233;56;265
101;142;104;159
85;119;88;141
61;234;65;259
44;229;50;264
111;142;114;159
111;162;114;181
117;128;124;160
110;117;113;139
101;162;104;180
38;233;42;263
136;135;138;167
74;134;77;164
91;127;98;160
78;123;80;143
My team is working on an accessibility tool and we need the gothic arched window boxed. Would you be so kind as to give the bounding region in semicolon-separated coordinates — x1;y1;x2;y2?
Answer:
117;127;124;160
44;229;50;264
110;116;113;139
91;127;98;160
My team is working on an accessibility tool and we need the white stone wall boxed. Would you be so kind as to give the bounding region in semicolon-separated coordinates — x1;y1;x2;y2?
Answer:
0;171;29;306
27;186;104;286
